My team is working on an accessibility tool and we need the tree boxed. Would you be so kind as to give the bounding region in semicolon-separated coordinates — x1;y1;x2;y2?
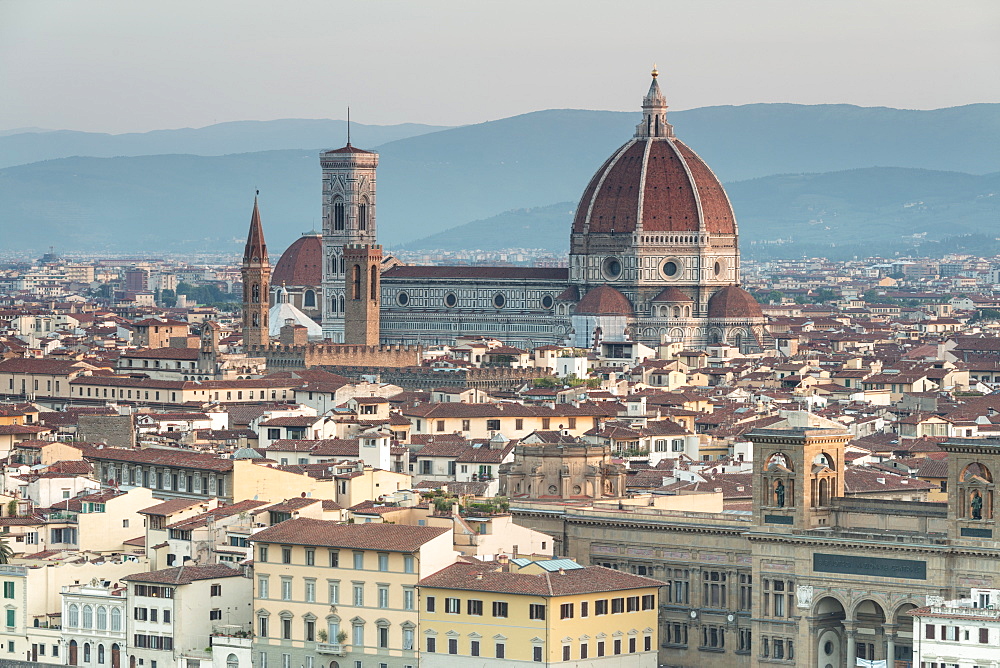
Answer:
0;538;11;564
161;289;177;307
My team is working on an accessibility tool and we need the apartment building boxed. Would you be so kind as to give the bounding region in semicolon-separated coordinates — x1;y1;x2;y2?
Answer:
250;518;457;668
418;559;660;667
121;565;251;668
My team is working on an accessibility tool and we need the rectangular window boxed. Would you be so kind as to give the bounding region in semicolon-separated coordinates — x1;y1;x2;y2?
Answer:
378;587;388;609
495;643;505;659
580;601;589;617
981;628;990;644
210;584;222;596
626;595;639;612
281;618;291;640
329;551;340;568
403;588;415;611
352;624;363;646
492;601;508;618
445;598;460;614
353;552;364;569
328;581;340;604
448;638;457;654
378;626;388;649
597;641;605;657
258;545;268;562
644;635;651;651
614;638;622;655
210;609;222;621
532;646;542;662
305;580;316;603
403;555;414;573
426;637;436;653
2;582;13;599
5;609;14;628
562;646;570;661
258;616;268;637
641;594;655;610
560;603;574;619
378;553;389;571
611;597;625;613
529;604;545;620
426;596;435;612
595;599;608;615
470;639;480;656
629;637;636;653
353;585;364;607
305;549;315;566
281;578;292;601
467;599;483;616
282;547;292;564
580;642;589;659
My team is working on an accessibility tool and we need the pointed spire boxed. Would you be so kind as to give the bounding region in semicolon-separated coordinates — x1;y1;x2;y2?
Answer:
243;193;268;265
635;65;674;138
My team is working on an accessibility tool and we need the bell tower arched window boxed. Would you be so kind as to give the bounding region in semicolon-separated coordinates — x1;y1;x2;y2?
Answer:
333;198;345;231
370;266;378;301
358;198;369;231
352;265;362;300
251;283;260;304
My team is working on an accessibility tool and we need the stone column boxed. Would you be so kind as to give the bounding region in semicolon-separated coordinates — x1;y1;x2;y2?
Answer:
845;627;856;665
883;624;897;667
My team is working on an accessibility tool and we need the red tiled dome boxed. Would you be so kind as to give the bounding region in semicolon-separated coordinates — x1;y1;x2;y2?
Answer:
271;234;322;287
652;287;693;303
574;285;634;316
707;285;763;319
572;137;736;236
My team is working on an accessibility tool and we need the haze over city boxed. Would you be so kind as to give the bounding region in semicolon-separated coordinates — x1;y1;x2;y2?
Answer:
2;0;999;134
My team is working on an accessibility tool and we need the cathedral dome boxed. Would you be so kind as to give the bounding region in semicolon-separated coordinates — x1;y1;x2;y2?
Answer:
272;234;322;286
572;71;736;237
575;285;634;316
707;285;763;319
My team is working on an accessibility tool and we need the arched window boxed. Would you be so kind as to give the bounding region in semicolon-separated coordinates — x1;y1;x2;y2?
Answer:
304;290;316;308
83;605;94;628
98;644;105;664
333;198;345;231
226;655;239;668
68;604;79;627
251;313;259;328
96;606;107;630
352;265;362;300
370;266;378;301
358;198;369;231
338;295;345;314
110;608;121;632
251;283;260;304
83;644;91;663
340;256;345;274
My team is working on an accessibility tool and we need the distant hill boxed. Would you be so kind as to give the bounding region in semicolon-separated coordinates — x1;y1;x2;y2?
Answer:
402;168;1000;259
0;103;997;254
0;120;451;169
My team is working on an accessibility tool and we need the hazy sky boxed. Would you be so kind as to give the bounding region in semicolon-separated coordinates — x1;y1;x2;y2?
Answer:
2;0;998;134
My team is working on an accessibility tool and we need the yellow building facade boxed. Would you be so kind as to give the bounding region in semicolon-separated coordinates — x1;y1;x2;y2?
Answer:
418;560;660;668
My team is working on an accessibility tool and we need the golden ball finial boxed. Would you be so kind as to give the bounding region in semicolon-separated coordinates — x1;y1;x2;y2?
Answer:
651;63;658;78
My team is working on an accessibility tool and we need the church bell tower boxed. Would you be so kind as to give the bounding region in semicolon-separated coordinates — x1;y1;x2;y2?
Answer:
241;196;270;349
320;135;379;342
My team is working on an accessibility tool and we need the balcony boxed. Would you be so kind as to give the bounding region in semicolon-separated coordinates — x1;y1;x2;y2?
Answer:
316;643;346;656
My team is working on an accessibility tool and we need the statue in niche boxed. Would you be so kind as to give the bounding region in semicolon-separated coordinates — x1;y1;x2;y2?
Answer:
971;490;984;520
775;480;785;508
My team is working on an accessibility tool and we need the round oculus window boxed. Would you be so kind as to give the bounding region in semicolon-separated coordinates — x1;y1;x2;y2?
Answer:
493;293;506;309
662;260;679;277
444;293;457;308
541;295;554;309
396;292;409;306
714;261;722;275
824;641;834;655
602;257;623;280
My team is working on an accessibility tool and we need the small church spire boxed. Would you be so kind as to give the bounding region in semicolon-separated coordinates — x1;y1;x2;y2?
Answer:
243;192;268;264
635;65;674;138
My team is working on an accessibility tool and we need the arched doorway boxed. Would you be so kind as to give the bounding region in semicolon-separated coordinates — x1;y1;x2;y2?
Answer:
111;644;120;668
813;596;845;668
69;641;78;666
852;599;886;663
890;603;918;664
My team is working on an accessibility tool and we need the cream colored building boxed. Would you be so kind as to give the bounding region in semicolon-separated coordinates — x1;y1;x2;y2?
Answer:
251;517;458;668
